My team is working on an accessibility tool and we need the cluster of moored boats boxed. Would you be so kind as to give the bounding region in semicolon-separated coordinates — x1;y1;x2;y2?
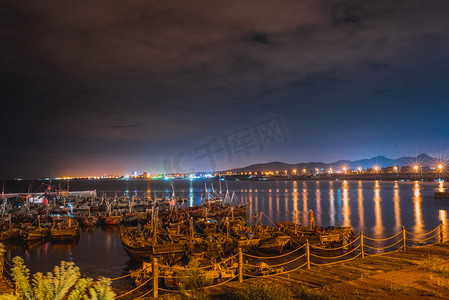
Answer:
0;183;354;288
122;195;354;287
0;185;248;245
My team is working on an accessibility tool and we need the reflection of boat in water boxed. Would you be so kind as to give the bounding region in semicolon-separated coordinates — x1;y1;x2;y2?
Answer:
50;238;78;250
24;239;48;251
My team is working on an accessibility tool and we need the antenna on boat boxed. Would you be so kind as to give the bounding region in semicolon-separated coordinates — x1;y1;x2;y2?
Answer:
171;182;175;198
152;208;158;245
189;217;194;240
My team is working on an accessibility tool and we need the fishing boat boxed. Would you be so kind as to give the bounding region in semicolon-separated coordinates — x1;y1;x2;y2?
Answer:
50;217;80;241
21;226;50;241
104;214;123;225
0;215;19;241
276;211;354;248
120;226;188;261
20;216;50;241
82;215;99;226
0;227;19;241
258;234;291;253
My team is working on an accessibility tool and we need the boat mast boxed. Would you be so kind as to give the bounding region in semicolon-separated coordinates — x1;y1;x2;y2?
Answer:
152;208;158;245
189;217;194;240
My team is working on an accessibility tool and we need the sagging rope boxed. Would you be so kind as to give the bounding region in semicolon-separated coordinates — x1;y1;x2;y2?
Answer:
363;230;402;242
244;253;307;268
2;265;13;288
3;265;12;277
407;231;440;243
110;273;131;281
405;225;440;236
115;277;152;299
309;244;360;260
363;238;404;250
134;288;153;299
243;243;306;259
3;258;13;267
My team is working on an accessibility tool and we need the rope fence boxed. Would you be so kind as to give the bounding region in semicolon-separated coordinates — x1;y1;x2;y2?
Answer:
2;222;446;299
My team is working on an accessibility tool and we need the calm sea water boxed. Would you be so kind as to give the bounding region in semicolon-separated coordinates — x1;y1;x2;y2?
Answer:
5;179;449;281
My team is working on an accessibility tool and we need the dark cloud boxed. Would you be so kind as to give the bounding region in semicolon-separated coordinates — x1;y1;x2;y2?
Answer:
246;32;270;44
1;0;449;177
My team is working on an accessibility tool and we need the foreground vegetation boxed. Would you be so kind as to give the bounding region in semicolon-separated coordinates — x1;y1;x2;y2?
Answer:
0;257;115;300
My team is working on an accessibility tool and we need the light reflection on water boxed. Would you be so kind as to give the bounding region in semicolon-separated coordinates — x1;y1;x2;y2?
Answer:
235;180;449;238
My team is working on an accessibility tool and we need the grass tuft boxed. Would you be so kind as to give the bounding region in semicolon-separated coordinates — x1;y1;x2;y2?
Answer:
417;257;449;277
228;284;290;300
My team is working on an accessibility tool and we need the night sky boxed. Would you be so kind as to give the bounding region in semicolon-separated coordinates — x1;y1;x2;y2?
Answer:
2;1;449;178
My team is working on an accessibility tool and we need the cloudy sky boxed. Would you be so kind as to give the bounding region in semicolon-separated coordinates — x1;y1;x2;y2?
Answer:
1;0;449;178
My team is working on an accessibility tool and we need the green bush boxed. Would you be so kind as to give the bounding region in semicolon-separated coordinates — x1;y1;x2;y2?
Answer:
1;256;115;300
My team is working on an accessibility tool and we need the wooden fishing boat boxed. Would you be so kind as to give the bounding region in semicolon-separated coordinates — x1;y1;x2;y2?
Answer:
104;215;123;225
258;235;291;253
0;215;19;241
20;226;49;241
0;227;20;241
82;215;99;226
51;218;80;241
120;226;188;261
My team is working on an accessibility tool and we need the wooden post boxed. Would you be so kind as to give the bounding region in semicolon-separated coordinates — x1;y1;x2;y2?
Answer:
402;226;406;251
360;231;364;259
153;257;158;299
440;220;444;243
238;247;243;283
306;239;310;269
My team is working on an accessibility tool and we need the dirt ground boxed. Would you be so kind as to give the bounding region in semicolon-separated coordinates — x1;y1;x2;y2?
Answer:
318;258;449;299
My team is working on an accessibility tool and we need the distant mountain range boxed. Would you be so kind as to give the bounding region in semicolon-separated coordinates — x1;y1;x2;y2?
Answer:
227;153;438;173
